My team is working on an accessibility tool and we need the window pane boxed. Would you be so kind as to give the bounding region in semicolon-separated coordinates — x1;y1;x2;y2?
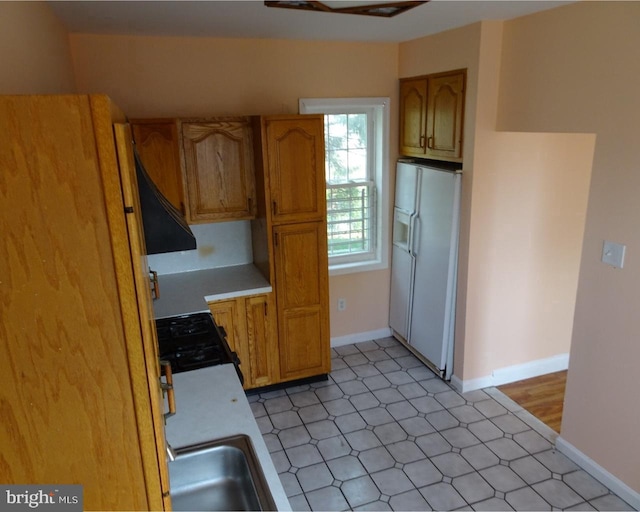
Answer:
326;184;374;257
325;113;369;185
347;113;367;149
347;148;367;181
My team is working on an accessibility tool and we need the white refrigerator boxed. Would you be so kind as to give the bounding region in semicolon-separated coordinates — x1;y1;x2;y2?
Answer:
389;161;462;380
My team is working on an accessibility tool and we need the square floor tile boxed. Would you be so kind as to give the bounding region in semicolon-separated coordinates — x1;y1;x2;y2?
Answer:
278;425;310;448
388;489;432;511
479;464;527;493
296;462;334;492
374;422;408;445
345;429;382;451
358;446;396;473
532;478;584;509
335;412;367;434
306;419;341;440
420;482;467;511
387;440;427;464
285;443;323;468
431;452;475;478
314;384;345;402
452;472;495;504
305;485;349;511
563;470;609;501
327;454;367;481
342;475;381;508
505;486;552;510
403;458;442;487
324;398;357;416
316;435;352;461
371;468;415;496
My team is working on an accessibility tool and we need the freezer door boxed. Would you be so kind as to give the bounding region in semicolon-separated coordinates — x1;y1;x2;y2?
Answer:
409;168;460;375
395;162;419;213
389;245;415;341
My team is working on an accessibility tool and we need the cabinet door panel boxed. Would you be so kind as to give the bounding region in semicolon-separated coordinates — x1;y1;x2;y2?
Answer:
182;120;256;222
131;119;185;214
279;306;326;380
274;222;330;381
246;294;278;388
266;116;325;224
400;78;428;157
426;72;465;161
209;299;250;380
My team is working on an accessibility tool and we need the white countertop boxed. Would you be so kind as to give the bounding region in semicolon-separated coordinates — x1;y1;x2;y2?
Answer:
153;264;272;318
165;364;290;511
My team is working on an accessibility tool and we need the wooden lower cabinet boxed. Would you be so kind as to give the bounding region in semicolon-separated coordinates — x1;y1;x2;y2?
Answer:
273;221;331;381
209;293;279;389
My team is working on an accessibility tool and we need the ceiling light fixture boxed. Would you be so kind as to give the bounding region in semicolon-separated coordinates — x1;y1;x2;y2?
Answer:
264;1;427;18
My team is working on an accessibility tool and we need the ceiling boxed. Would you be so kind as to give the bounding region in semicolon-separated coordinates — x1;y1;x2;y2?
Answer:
48;0;573;43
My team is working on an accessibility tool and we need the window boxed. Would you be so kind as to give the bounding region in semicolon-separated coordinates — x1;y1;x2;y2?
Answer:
299;98;390;275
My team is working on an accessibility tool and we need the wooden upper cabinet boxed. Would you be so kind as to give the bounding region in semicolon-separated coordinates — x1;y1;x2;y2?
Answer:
426;71;465;161
131;119;185;215
399;70;466;162
264;115;326;224
400;77;428;156
182;119;257;223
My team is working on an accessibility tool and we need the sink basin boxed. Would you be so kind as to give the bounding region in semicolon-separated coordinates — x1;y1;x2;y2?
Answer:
169;435;276;511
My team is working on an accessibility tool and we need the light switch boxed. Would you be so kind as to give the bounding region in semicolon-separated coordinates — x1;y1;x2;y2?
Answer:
602;240;626;268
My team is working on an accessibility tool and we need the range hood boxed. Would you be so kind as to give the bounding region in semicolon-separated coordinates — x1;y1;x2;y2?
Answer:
134;150;196;255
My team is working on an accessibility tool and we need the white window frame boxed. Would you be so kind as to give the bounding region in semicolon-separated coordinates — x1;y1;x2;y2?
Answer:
299;97;390;276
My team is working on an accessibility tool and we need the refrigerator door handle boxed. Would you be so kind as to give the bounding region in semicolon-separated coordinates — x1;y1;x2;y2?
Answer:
410;215;420;256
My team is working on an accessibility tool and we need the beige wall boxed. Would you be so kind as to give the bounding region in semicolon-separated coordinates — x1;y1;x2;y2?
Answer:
70;34;399;339
0;2;75;94
498;1;640;493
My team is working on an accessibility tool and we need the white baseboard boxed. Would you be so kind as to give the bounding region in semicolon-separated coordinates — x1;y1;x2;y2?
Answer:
556;437;640;510
330;328;393;348
450;353;570;393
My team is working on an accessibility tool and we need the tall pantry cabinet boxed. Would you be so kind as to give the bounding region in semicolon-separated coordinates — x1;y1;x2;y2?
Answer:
0;95;169;510
253;115;331;383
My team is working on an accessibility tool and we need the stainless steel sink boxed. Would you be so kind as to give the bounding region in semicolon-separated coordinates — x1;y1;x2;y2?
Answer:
169;435;276;511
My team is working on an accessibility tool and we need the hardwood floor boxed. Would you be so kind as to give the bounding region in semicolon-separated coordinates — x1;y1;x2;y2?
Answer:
497;370;567;433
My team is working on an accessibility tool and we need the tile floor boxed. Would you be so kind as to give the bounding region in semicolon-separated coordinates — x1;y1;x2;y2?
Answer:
249;338;635;511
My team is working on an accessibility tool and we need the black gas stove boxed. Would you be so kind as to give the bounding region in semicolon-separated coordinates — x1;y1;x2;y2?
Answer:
156;312;243;383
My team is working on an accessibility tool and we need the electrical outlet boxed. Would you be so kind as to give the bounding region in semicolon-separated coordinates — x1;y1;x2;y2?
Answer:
337;298;346;311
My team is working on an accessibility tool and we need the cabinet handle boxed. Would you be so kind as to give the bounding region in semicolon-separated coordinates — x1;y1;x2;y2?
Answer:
149;269;160;300
419;134;426;148
160;360;176;421
273;232;279;247
272;201;278;215
427;136;434;149
264;301;268;317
